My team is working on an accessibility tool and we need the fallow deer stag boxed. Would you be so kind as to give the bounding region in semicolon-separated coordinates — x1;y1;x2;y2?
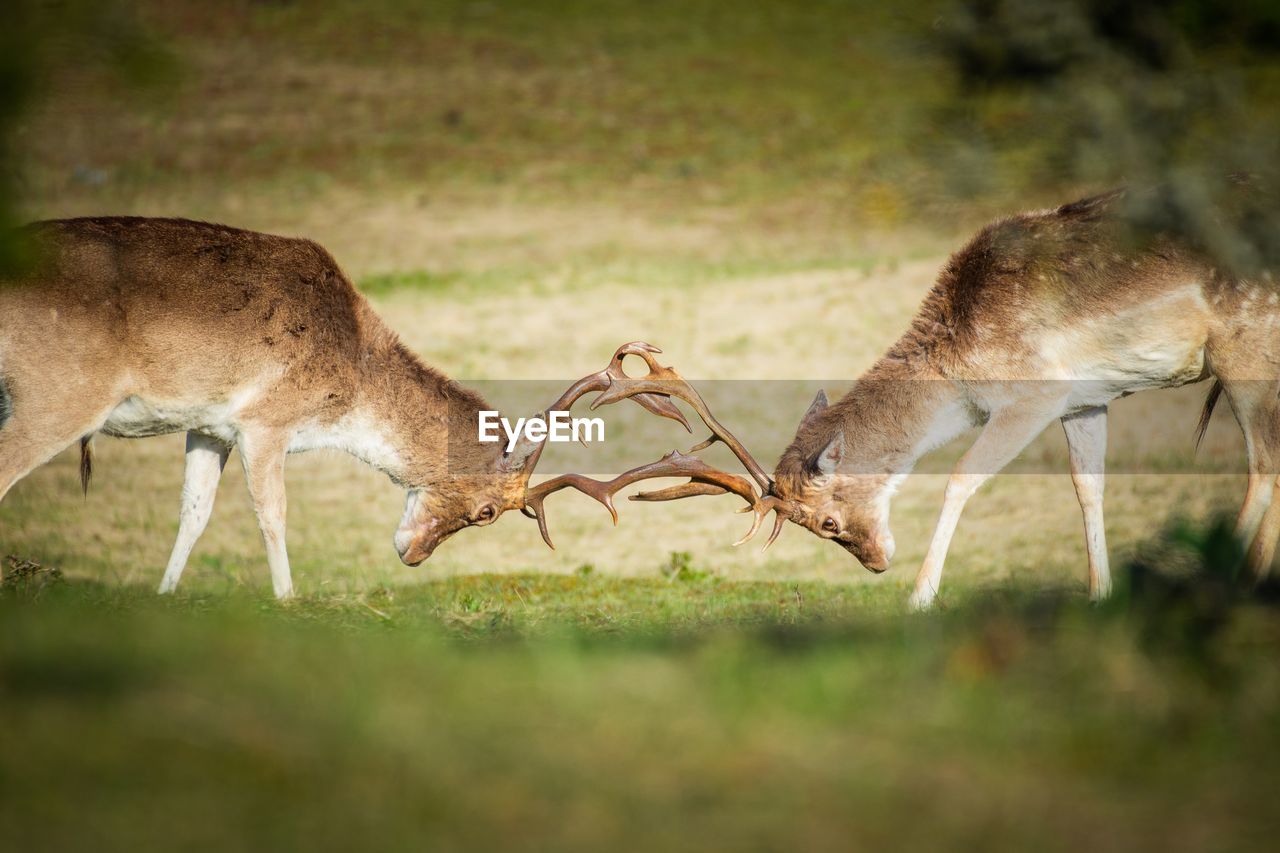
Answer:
0;217;760;599
622;188;1280;610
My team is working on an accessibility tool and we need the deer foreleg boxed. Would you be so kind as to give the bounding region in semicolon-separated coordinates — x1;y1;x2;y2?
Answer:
158;432;231;594
239;430;294;600
1061;406;1110;601
908;401;1064;611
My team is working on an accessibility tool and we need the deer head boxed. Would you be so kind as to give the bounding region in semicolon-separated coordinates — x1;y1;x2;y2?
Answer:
391;465;534;566
766;393;897;572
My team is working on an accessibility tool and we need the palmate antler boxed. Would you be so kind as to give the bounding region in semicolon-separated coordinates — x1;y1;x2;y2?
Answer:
518;342;794;549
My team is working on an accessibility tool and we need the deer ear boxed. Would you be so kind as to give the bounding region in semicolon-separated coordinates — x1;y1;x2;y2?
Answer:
499;436;540;472
807;430;844;479
799;389;828;431
498;417;544;472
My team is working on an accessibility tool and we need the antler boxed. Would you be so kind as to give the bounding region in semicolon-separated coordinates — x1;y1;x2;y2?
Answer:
629;482;794;552
516;342;694;477
519;341;794;549
522;450;763;549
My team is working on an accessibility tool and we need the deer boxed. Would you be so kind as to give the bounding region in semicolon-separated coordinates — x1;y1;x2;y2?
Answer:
0;216;773;599
604;187;1280;610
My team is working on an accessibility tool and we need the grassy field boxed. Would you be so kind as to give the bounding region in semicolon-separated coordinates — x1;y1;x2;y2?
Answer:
5;552;1280;852
4;1;1280;849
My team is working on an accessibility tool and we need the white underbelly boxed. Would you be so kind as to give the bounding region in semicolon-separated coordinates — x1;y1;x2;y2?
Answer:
101;395;240;443
1075;343;1207;404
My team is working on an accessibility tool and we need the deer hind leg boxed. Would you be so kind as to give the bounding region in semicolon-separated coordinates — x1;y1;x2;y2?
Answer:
1245;484;1280;580
1220;380;1280;548
1061;406;1111;601
237;429;293;600
1243;417;1280;581
158;432;232;594
0;424;56;504
908;397;1066;611
0;377;115;504
1217;378;1280;576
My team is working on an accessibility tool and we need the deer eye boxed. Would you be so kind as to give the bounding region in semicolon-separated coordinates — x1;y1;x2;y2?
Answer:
821;517;839;534
474;505;496;523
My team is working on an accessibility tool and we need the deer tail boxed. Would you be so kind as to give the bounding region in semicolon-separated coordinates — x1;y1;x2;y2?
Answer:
79;434;95;497
1194;380;1223;453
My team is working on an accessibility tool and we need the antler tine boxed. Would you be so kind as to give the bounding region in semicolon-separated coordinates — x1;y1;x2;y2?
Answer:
539;342;693;430
522;450;760;549
519;341;794;552
630;482;729;501
517;342;693;480
522;341;762;487
583;346;774;492
764;502;788;550
752;495;792;551
688;434;718;453
596;346;799;548
631;486;791;549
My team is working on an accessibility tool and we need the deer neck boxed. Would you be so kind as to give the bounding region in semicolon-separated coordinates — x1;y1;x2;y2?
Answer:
835;357;973;477
294;323;496;488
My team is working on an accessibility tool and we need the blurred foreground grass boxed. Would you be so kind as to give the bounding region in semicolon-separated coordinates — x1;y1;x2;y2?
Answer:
4;524;1280;852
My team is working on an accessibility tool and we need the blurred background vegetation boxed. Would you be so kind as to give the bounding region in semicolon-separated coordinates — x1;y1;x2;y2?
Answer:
5;0;1279;276
6;2;1280;849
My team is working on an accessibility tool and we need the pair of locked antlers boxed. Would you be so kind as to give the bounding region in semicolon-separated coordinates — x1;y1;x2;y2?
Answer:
516;342;793;550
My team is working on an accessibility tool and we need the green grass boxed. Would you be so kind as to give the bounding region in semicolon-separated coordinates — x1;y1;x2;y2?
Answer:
4;549;1280;852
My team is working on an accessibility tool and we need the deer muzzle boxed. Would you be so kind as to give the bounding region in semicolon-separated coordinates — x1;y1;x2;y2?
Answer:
838;533;893;573
394;516;455;566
